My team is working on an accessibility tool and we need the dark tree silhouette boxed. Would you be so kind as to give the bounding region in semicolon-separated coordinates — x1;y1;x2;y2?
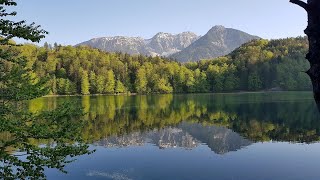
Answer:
290;0;320;110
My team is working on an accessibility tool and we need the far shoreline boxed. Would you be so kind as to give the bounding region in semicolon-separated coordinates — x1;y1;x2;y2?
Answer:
43;91;313;98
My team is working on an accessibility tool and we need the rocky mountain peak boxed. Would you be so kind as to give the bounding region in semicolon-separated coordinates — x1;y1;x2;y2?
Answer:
77;31;199;57
170;26;260;62
153;32;172;38
209;25;226;32
76;26;259;62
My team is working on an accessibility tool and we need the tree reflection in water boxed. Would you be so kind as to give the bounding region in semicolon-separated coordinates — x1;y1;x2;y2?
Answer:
0;101;93;179
3;92;317;178
28;92;320;153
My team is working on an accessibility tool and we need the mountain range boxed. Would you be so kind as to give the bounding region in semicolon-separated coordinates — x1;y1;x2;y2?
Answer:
76;25;260;62
77;32;199;57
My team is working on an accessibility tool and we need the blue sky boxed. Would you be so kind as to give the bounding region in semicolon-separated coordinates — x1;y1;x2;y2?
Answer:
14;0;307;45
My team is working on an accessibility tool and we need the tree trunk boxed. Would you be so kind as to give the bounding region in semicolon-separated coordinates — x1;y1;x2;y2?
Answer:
290;0;320;110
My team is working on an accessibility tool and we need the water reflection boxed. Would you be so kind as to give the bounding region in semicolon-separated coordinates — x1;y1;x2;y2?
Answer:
29;92;320;156
96;122;251;154
1;101;92;179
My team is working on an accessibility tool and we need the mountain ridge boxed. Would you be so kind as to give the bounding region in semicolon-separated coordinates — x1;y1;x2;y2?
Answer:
77;26;260;62
170;25;260;62
77;31;199;57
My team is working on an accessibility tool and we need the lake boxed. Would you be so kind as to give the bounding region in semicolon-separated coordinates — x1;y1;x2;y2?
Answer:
28;92;320;180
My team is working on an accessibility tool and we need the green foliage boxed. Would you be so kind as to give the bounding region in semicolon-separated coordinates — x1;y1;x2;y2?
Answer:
96;75;105;94
35;92;319;144
0;0;48;45
56;68;67;78
202;37;310;92
80;70;90;95
0;1;309;95
135;67;147;93
185;69;195;93
1;37;311;95
194;69;209;92
0;1;92;179
224;73;239;91
1;102;92;179
104;70;115;94
89;71;97;93
57;78;76;95
155;78;173;93
115;80;126;94
248;71;262;91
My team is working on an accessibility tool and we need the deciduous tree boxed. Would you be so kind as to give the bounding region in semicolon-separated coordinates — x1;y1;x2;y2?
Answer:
0;1;92;178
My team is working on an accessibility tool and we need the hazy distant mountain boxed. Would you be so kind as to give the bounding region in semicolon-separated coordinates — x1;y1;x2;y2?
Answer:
77;32;199;57
170;25;260;62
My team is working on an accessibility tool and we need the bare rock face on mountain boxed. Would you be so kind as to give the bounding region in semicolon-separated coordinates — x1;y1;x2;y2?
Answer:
146;32;199;56
77;36;148;55
77;26;259;62
170;25;260;62
77;32;199;57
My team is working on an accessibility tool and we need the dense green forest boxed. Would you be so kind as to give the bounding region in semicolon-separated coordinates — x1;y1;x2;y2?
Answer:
6;36;310;95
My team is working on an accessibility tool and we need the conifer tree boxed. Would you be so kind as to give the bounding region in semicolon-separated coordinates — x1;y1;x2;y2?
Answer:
104;70;115;94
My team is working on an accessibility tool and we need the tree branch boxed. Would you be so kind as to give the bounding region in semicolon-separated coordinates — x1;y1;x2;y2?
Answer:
290;0;308;11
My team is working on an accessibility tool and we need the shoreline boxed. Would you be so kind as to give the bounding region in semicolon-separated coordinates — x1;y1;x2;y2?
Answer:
43;91;312;98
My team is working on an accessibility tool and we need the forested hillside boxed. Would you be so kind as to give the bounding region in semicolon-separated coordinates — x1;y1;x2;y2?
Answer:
6;37;310;95
187;37;310;91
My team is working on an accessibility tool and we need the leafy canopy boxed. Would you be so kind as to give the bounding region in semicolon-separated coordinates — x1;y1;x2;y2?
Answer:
0;1;92;179
0;0;48;45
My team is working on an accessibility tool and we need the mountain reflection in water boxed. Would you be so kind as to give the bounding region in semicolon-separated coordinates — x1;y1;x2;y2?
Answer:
28;92;320;155
96;122;252;155
26;92;320;180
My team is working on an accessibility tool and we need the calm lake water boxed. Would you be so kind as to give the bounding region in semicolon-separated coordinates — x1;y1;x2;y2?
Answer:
29;92;320;180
